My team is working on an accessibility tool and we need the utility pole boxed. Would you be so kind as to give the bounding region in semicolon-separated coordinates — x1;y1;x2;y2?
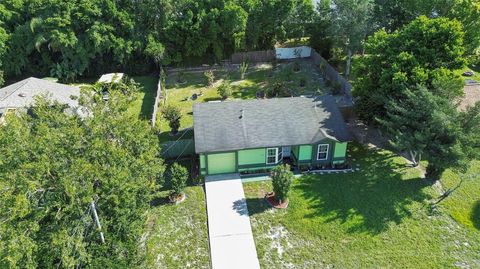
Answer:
91;200;105;244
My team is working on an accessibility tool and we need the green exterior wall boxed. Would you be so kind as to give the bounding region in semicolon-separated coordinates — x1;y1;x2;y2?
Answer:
207;152;237;175
238;148;266;165
200;154;206;175
299;145;312;160
201;142;348;175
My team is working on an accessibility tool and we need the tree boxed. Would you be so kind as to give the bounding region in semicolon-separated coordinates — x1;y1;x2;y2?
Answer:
354;16;466;123
162;105;182;135
239;61;249;80
145;35;167;67
0;87;164;268
217;81;232;99
328;0;374;78
245;0;295;50
204;70;215;87
167;163;189;198
308;0;334;59
271;164;294;203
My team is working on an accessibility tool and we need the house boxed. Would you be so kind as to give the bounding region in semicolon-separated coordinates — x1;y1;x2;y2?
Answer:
193;96;352;176
0;77;81;122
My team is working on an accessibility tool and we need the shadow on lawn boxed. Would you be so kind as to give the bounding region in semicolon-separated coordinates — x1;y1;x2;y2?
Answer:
234;197;271;216
472;201;480;230
297;145;431;234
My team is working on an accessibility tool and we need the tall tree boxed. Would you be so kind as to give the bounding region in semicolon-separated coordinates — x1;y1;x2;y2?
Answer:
0;86;164;268
328;0;374;78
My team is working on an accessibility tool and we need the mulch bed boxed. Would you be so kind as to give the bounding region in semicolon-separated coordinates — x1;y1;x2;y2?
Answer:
264;192;289;209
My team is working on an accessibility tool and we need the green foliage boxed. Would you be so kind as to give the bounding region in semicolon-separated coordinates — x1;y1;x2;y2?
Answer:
356;16;479;180
217;81;232;99
355;16;466;122
145;35;167;66
0;88;164;268
299;77;307;87
271;164;294;203
239;61;249;80
167;163;189;196
162;105;181;134
203;70;215;87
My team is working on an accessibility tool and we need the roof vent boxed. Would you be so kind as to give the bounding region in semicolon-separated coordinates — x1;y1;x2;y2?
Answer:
18;93;27;97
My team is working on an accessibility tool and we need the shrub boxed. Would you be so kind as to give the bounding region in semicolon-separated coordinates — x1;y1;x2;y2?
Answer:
204;70;215;87
162;105;181;134
239;61;249;80
217;81;232;99
271;164;294;203
332;82;342;95
284;68;293;82
299;77;307;87
167;163;188;196
293;61;300;72
269;81;285;97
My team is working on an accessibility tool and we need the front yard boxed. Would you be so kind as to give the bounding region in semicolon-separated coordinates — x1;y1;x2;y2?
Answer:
243;145;480;268
143;186;210;269
157;61;329;141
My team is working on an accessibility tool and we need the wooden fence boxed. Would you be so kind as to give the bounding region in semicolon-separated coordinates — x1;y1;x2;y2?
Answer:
231;50;276;64
310;49;353;105
151;71;164;127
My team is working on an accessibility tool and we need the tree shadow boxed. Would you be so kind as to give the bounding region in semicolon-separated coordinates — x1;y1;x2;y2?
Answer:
240;197;272;216
296;145;431;234
472;201;480;230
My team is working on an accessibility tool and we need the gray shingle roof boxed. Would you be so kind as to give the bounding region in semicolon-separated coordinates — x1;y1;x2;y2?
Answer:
0;77;80;110
193;96;352;153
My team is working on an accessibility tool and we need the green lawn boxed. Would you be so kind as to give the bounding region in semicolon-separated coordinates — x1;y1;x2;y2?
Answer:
454;64;480;82
128;75;158;120
439;161;480;230
143;186;210;269
243;144;480;268
158;62;327;141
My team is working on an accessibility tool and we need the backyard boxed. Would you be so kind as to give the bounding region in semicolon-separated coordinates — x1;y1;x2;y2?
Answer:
157;60;330;141
243;144;480;268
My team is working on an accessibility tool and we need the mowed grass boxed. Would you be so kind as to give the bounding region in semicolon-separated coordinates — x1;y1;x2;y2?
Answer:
128;75;158;120
439;161;480;230
157;61;327;141
243;144;480;268
143;186;210;269
454;64;480;82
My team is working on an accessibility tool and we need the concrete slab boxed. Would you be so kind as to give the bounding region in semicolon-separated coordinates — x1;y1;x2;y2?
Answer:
205;174;260;269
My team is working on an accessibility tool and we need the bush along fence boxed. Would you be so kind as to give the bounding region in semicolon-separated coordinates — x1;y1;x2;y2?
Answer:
310;49;353;106
151;69;164;127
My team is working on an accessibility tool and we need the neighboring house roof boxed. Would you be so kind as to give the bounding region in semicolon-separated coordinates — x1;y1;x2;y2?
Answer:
193;96;352;154
98;73;124;84
0;77;80;110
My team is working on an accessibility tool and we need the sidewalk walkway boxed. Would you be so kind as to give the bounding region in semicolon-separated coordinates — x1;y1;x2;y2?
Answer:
205;173;260;269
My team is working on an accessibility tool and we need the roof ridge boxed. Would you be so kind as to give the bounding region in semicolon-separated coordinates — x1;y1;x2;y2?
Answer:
0;79;32;101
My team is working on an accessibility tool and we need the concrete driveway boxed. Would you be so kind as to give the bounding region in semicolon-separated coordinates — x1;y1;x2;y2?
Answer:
205;173;260;269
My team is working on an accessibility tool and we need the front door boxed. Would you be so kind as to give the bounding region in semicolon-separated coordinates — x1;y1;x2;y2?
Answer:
282;146;291;158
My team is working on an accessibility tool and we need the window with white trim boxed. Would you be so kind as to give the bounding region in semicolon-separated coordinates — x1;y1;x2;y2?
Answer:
266;148;278;164
317;144;329;160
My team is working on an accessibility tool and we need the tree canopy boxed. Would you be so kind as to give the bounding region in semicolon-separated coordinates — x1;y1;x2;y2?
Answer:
0;87;164;268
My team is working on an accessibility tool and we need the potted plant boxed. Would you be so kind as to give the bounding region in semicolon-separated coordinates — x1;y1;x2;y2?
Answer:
265;164;294;208
167;163;188;203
